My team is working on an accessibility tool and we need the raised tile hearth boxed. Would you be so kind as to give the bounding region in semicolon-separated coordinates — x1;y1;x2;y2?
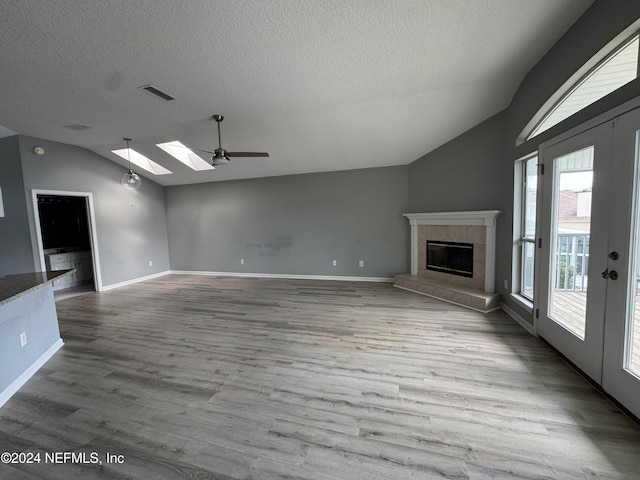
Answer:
395;210;501;312
394;274;501;312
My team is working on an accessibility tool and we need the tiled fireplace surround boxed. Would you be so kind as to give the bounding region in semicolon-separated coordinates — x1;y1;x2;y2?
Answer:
394;211;501;312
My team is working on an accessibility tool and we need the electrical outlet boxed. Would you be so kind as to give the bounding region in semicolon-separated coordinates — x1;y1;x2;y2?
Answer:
148;260;153;267
332;260;337;267
359;260;364;268
20;331;27;347
240;258;245;265
504;279;509;290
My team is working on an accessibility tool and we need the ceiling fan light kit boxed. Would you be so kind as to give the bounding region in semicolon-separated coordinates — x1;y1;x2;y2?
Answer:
212;150;231;166
190;114;269;167
210;114;268;165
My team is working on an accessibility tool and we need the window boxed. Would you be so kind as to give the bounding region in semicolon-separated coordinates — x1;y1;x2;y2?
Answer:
522;33;640;142
514;155;538;302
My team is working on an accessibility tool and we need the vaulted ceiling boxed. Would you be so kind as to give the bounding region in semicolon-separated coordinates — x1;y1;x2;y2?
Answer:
0;0;592;185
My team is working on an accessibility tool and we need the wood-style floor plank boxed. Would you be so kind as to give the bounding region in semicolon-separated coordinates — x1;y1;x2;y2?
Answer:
1;275;639;479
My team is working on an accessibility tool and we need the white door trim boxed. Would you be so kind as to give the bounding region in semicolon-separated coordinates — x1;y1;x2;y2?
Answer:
535;125;611;383
30;189;103;292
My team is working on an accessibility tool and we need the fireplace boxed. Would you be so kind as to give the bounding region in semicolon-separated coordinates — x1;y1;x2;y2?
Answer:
426;240;473;278
403;211;500;293
397;211;502;312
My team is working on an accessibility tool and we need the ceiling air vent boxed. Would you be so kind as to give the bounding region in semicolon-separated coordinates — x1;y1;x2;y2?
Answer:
64;124;91;130
138;84;175;102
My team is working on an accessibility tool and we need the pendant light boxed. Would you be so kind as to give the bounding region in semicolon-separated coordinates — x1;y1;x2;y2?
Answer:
120;137;142;190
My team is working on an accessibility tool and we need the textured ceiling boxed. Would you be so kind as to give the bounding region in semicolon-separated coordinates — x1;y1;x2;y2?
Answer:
0;0;593;185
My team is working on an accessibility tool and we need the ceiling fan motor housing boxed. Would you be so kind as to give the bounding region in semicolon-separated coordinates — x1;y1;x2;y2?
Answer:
212;147;231;165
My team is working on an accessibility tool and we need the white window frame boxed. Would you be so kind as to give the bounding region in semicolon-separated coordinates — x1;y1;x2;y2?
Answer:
517;20;640;146
512;153;538;311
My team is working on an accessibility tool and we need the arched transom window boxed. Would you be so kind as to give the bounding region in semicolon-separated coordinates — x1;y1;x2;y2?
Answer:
521;32;640;142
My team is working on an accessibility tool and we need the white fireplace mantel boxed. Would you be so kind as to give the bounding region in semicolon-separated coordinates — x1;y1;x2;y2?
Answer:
403;210;501;293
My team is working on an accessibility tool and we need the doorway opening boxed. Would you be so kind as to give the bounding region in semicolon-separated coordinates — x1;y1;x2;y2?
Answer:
32;190;102;296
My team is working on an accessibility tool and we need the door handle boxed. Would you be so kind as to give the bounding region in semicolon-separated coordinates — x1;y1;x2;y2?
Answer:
602;269;619;280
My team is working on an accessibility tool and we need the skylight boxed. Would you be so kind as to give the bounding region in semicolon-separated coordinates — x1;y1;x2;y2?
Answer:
156;141;214;171
111;148;173;175
527;34;640;140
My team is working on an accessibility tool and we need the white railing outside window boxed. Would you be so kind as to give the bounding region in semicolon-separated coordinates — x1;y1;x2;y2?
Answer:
554;233;589;291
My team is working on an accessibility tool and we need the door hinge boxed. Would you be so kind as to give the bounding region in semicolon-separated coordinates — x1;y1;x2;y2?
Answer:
537;238;542;248
535;308;539;319
539;163;544;175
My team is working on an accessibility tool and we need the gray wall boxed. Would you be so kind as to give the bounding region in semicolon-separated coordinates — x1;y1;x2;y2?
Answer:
406;112;508;310
405;0;640;325
408;112;506;213
500;0;640;322
0;136;35;274
0;284;60;396
5;0;640;321
509;0;640;158
166;166;409;278
17;136;171;287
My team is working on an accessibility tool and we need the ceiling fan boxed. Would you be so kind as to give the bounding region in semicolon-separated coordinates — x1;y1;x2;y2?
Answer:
187;114;269;166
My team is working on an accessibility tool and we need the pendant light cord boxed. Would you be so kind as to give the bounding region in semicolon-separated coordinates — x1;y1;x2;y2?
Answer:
124;137;132;172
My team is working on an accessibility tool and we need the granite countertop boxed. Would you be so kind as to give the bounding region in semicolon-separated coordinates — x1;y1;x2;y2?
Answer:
0;270;73;306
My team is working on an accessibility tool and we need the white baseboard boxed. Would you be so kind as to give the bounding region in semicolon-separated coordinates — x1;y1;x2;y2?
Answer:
0;339;64;409
501;303;536;336
170;270;394;283
100;270;171;291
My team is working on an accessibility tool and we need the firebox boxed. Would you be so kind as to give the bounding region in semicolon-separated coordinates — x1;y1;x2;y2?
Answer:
426;240;473;278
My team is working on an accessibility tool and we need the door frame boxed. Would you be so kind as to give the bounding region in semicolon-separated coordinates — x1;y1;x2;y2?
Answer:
30;189;103;292
535;124;612;383
534;94;640;336
533;99;640;419
600;108;640;419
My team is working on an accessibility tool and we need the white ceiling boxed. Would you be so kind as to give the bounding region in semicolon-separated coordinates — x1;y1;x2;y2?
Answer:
0;0;593;186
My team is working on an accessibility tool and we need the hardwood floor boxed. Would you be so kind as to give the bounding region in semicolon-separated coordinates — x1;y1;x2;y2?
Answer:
1;275;639;479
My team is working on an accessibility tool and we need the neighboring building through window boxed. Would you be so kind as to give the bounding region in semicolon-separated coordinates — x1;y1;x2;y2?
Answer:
523;33;640;141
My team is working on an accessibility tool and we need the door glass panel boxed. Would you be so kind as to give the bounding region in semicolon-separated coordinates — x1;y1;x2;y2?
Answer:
548;146;594;339
626;132;640;377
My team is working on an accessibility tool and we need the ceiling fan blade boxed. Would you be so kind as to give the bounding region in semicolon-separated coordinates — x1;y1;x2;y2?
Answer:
226;152;270;157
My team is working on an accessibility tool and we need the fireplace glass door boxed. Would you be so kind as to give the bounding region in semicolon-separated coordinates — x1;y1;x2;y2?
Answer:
426;241;473;278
